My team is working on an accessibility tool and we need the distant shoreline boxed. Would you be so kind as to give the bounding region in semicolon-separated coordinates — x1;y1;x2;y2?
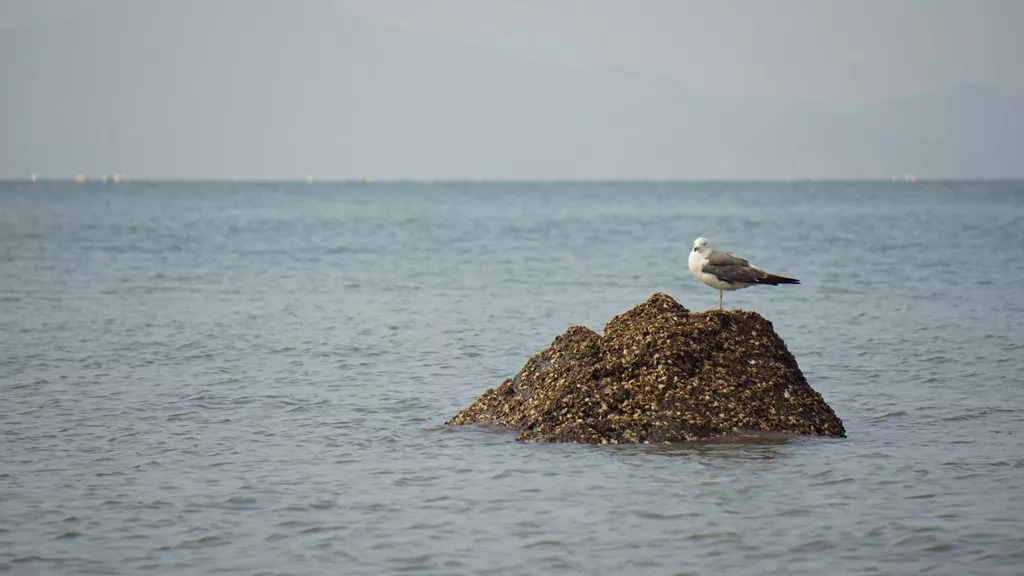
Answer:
2;177;1022;184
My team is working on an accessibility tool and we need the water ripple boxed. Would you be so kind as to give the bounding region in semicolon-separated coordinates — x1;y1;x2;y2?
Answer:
2;181;1023;575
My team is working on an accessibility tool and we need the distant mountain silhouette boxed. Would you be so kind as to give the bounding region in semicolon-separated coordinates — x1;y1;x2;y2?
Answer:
2;5;1021;179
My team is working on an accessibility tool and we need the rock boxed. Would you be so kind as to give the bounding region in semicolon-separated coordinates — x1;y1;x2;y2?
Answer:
446;292;845;443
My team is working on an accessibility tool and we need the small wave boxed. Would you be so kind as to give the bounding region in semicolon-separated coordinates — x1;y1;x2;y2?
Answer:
684;531;741;541
941;407;1022;422
788;538;833;553
523;538;565;549
179;535;228;549
633;510;699;520
165;411;194;420
865;410;908;423
220;496;258;509
391;553;435;569
810;476;856;487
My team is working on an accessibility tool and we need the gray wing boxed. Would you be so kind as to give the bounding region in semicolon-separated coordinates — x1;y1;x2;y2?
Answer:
705;250;749;267
703;251;799;285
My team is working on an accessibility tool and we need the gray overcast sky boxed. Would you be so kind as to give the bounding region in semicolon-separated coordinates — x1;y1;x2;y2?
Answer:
346;0;1023;107
2;0;1023;179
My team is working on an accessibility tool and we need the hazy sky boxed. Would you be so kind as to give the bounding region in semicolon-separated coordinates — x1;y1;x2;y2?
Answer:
347;0;1023;107
2;0;1022;179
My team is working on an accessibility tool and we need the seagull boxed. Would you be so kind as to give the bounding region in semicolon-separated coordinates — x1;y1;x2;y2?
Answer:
688;237;800;310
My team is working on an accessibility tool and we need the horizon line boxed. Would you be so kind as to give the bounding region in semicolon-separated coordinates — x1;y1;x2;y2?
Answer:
3;176;1023;184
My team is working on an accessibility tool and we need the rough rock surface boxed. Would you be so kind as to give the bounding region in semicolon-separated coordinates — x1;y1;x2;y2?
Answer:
446;292;845;443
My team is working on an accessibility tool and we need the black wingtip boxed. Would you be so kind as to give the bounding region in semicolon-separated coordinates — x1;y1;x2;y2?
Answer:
759;275;800;285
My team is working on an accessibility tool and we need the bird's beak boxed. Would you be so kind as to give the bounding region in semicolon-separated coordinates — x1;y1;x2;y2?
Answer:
692;246;699;252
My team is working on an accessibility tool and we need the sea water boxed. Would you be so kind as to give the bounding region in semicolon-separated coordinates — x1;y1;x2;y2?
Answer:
1;181;1022;575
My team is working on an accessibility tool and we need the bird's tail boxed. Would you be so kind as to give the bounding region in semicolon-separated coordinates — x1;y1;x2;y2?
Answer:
758;274;800;285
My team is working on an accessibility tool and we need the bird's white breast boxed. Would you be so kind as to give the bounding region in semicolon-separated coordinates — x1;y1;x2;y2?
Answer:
687;249;704;279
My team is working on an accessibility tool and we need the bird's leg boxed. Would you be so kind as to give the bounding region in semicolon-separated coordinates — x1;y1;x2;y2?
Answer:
718;289;723;311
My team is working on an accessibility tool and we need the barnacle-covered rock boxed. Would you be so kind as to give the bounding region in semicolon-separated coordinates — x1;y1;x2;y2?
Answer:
446;293;845;443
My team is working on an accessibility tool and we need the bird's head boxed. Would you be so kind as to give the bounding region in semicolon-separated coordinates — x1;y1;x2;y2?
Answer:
692;237;710;253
